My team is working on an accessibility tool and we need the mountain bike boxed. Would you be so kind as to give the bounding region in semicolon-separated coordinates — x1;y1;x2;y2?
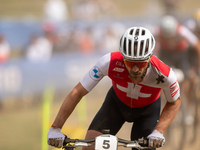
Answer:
62;129;153;150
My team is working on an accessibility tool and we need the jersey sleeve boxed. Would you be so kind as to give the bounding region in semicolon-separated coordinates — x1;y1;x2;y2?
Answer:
80;53;111;92
162;68;180;102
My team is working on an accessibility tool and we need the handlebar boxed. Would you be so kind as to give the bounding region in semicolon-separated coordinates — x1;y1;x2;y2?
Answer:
63;130;151;150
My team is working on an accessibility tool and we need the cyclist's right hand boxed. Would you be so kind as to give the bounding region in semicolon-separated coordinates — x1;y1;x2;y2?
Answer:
47;127;65;148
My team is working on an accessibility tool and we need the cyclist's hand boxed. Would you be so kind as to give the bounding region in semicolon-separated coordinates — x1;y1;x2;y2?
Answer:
147;130;165;148
47;127;65;148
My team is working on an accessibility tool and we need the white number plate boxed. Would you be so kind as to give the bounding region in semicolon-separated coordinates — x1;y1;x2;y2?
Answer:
95;135;118;150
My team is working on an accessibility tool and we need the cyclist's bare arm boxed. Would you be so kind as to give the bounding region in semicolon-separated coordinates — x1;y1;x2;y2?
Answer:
154;96;181;134
52;82;89;128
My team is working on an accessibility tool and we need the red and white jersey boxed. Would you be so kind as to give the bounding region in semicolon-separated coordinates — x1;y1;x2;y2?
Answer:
155;24;198;51
81;51;180;108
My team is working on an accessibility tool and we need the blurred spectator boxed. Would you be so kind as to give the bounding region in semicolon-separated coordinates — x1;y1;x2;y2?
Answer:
43;22;59;51
161;0;180;16
51;27;71;53
64;27;80;52
44;0;69;23
96;0;118;18
25;34;53;62
43;0;68;53
185;8;200;39
78;27;95;55
0;34;10;63
72;0;100;21
98;23;125;53
0;33;11;110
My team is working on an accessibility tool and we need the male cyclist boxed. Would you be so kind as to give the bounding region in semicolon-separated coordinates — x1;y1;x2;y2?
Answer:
47;27;181;150
154;15;200;124
154;15;200;71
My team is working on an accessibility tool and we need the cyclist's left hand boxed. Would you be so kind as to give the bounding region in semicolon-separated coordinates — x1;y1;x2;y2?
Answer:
147;130;165;148
47;127;65;148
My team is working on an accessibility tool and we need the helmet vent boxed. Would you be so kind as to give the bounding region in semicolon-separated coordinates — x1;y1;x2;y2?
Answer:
130;29;134;35
128;40;132;56
140;40;144;56
142;30;145;35
133;41;138;56
135;29;139;36
144;39;149;55
151;37;154;49
123;38;127;54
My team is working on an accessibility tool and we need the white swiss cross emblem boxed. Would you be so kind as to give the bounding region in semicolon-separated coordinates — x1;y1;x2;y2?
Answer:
117;83;151;99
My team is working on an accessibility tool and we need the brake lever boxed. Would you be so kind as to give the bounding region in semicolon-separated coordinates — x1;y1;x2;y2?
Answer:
63;135;70;146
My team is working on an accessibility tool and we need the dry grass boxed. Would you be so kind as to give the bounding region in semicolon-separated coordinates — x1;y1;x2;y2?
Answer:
0;100;42;150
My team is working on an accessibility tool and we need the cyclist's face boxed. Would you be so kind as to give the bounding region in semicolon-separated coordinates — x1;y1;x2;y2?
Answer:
123;39;151;79
124;58;150;79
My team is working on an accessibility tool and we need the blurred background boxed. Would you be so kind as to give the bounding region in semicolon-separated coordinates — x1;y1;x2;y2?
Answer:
0;0;200;150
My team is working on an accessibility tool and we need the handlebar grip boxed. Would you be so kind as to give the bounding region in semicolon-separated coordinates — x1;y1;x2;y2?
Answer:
138;137;149;147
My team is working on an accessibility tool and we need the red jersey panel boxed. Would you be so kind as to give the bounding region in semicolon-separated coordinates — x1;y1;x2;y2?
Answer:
108;52;170;108
81;51;180;108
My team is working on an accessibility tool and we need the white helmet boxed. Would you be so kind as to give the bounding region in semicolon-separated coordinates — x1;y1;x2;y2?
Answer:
119;27;155;61
160;15;178;37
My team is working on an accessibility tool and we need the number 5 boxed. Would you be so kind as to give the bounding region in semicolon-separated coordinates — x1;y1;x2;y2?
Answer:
95;135;117;150
103;140;110;149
